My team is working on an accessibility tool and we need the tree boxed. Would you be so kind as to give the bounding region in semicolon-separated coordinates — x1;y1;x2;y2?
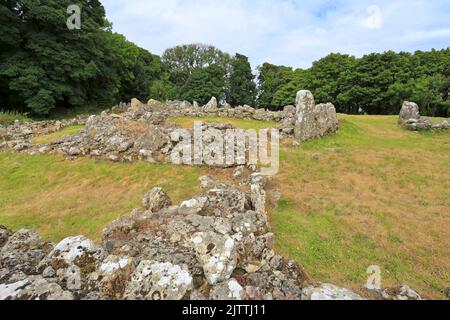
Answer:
257;63;293;108
179;64;226;105
162;44;230;86
228;54;256;106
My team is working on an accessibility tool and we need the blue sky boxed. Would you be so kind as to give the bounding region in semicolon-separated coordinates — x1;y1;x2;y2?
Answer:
101;0;450;69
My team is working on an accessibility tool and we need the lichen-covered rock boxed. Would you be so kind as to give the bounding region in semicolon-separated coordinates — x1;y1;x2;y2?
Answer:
209;278;244;300
294;90;339;142
130;98;142;109
398;101;420;125
301;284;364;300
381;285;422;300
41;236;105;273
204;189;249;218
0;229;51;275
204;97;218;112
0;225;12;248
142;187;172;213
97;255;134;299
190;232;237;285
124;261;192;300
0;276;73;300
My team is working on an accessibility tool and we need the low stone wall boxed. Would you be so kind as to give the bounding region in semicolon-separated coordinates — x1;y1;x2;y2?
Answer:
398;101;449;131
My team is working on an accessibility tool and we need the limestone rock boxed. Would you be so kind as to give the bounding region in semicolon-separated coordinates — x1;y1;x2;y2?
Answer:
301;284;364;300
398;101;420;125
204;97;218;112
0;229;51;275
142;187;172;213
130;98;142;109
97;255;134;299
42;236;105;272
210;278;244;300
124;261;192;300
0;225;12;248
382;285;422;300
294;90;339;142
0;276;73;300
190;232;237;285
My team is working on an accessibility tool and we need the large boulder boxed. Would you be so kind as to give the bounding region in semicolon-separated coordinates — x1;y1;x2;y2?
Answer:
294;90;339;142
398;101;420;125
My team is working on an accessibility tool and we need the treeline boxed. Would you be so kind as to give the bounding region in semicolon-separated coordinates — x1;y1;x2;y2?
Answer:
258;50;450;116
1;1;449;117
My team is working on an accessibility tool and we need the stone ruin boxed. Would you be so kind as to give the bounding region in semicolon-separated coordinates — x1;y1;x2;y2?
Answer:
398;101;449;131
0;170;423;300
294;90;339;141
0;90;340;166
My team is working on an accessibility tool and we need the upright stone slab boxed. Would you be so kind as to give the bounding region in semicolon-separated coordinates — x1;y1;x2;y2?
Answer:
294;90;339;141
398;101;420;125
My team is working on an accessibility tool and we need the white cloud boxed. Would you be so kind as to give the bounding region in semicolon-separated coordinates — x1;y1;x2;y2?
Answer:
101;0;450;69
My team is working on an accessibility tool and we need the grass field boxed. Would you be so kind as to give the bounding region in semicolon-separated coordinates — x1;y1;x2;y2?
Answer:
0;152;203;242
271;115;450;299
31;125;86;145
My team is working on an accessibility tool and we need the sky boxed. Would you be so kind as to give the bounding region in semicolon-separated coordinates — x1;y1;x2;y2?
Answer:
101;0;450;69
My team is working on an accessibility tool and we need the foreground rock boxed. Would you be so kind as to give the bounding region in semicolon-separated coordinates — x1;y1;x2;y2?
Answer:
294;90;339;142
399;101;449;131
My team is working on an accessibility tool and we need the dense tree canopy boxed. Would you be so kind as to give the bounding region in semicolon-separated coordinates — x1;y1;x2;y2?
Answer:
264;50;450;117
228;54;256;106
0;0;166;115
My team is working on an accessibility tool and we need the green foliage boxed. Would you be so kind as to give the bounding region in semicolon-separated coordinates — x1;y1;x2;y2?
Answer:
0;110;31;125
179;64;227;105
0;1;166;116
228;53;257;106
257;63;293;108
259;49;450;116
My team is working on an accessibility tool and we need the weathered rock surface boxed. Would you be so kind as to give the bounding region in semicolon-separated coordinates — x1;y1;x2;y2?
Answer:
294;90;339;141
301;284;364;300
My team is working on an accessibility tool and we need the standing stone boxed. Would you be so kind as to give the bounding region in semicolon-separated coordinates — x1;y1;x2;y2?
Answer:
294;90;339;142
398;101;420;125
204;97;218;112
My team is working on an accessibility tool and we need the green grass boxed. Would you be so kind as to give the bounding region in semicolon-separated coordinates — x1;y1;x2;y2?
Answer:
0;152;203;242
31;125;85;145
272;114;450;299
0;110;31;125
167;116;278;131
